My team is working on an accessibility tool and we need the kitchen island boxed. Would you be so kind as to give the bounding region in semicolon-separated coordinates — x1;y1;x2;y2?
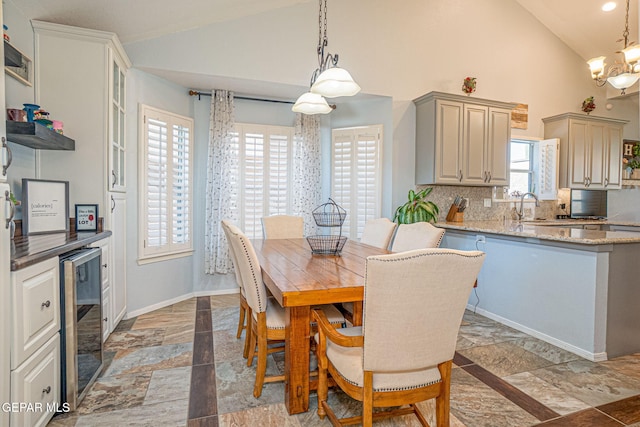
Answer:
437;220;640;361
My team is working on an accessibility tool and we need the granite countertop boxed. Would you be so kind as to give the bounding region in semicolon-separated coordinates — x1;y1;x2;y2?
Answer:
436;220;640;245
10;230;112;271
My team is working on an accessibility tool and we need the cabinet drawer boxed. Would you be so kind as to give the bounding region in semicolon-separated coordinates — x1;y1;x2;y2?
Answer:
11;258;60;369
10;333;61;427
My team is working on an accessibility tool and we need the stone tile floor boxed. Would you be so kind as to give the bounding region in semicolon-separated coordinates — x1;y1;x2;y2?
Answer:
47;294;640;426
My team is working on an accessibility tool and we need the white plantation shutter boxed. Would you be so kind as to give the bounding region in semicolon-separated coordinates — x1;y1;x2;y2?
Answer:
140;105;194;260
331;126;383;240
235;124;294;239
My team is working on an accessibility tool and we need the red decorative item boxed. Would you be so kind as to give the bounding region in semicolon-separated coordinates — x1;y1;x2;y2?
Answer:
462;77;477;95
582;96;596;114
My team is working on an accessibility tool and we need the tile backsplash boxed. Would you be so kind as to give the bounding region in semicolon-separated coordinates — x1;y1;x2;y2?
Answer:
415;185;570;222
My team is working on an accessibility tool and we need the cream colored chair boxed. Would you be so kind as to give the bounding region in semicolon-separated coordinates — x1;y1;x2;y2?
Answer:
314;248;485;427
220;220;252;360
360;217;397;250
391;222;446;252
261;215;304;239
225;222;346;398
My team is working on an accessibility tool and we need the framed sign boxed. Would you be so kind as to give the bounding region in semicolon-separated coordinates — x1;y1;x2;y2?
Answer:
22;179;69;235
75;204;98;232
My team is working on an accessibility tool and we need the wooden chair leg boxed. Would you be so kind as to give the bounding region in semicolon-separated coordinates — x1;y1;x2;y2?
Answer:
436;360;452;427
253;317;268;398
363;371;374;427
247;318;257;367
317;354;328;419
243;307;252;359
236;299;246;339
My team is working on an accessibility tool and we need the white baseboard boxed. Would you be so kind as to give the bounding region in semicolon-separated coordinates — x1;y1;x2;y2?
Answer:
125;287;239;319
466;304;608;362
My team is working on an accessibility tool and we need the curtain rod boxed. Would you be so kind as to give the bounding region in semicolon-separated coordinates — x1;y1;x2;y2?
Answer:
188;90;294;105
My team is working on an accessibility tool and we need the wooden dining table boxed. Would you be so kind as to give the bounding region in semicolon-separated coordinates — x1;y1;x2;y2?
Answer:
251;237;390;415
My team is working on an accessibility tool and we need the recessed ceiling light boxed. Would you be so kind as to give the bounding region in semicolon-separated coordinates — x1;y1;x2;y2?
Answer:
602;2;617;12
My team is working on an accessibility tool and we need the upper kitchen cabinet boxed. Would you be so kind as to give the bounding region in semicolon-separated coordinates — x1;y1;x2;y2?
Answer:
414;91;517;186
543;113;627;190
33;20;131;201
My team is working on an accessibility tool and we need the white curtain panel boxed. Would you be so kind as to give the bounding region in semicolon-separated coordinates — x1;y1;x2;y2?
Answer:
292;113;322;236
205;90;236;274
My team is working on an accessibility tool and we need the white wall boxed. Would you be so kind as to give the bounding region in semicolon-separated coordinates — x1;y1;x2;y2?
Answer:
124;0;638;215
125;69;196;313
3;0;38;214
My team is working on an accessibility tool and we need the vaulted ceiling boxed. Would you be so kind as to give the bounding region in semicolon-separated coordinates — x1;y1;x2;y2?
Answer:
11;0;637;64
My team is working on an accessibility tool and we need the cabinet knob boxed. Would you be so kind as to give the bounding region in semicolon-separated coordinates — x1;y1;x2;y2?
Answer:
459;170;463;182
487;171;492;182
102;263;108;268
41;300;51;309
42;386;51;394
104;317;108;322
604;178;609;187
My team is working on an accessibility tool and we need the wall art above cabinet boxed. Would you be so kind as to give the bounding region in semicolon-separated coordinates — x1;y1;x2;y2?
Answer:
414;91;518;186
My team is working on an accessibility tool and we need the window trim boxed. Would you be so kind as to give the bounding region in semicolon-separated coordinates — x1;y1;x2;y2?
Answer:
138;104;194;263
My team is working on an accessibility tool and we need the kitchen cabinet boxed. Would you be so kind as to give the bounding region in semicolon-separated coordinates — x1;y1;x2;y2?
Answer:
543;113;627;190
34;21;130;335
9;257;60;427
414;91;517;186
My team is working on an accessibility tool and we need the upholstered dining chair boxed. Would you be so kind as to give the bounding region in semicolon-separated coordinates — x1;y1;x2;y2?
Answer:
360;217;397;250
314;248;485;427
225;222;346;398
391;222;446;252
261;215;304;239
220;220;252;359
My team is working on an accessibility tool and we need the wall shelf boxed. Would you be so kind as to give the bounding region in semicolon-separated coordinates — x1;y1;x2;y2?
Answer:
6;121;75;150
4;41;32;86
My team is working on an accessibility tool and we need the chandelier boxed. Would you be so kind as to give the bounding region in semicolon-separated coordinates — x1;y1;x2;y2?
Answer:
292;0;360;115
587;0;640;94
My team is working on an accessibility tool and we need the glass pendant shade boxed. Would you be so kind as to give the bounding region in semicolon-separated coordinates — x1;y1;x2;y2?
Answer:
587;56;606;78
291;92;332;114
622;44;640;64
607;72;640;89
310;67;361;98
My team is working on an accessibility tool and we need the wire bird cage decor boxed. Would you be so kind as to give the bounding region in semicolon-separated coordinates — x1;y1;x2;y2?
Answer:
307;198;347;255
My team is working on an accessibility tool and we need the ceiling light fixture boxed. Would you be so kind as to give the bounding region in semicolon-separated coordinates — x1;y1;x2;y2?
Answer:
602;2;617;12
587;0;640;94
292;0;360;115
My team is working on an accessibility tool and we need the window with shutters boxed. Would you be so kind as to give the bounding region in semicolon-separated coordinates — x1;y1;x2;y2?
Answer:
231;123;294;239
331;125;383;240
139;104;194;262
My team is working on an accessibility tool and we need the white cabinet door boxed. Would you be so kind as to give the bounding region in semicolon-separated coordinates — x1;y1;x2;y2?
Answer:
109;57;127;193
486;108;512;186
10;334;60;427
462;104;488;185
588;122;607;188
434;100;464;184
1;184;11;427
605;125;623;188
568;119;590;188
11;258;60;369
108;192;127;327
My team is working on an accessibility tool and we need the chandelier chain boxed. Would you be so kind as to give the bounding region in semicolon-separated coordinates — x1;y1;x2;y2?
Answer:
323;0;328;44
623;0;630;47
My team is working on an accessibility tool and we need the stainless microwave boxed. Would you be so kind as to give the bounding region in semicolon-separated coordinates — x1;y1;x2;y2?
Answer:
570;189;607;219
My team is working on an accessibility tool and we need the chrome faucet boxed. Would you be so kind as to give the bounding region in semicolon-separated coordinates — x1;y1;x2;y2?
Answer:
516;192;540;221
